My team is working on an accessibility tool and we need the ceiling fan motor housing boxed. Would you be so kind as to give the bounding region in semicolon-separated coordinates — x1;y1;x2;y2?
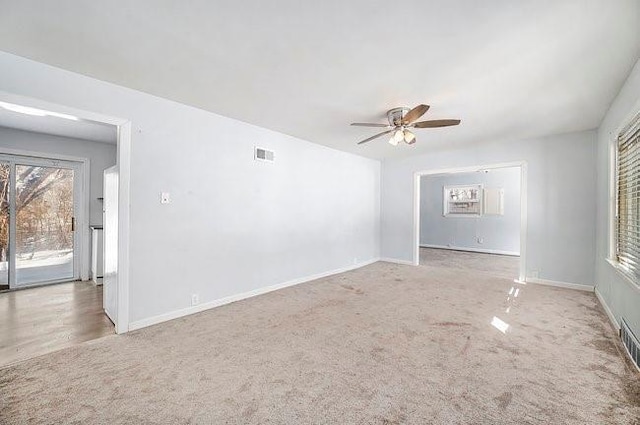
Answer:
387;107;411;127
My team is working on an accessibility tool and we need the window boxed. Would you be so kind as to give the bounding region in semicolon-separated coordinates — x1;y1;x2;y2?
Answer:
615;111;640;284
443;184;482;217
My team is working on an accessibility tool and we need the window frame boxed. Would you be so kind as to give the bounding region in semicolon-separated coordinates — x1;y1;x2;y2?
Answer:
608;110;640;290
442;184;483;218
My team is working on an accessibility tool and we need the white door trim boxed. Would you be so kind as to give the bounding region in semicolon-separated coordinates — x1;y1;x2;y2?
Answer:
0;90;132;334
413;161;528;282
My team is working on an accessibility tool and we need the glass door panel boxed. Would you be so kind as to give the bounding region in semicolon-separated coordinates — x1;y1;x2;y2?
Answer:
15;165;74;286
0;162;9;289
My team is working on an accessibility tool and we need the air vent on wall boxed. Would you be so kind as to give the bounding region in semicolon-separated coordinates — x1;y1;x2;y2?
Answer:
255;147;274;163
621;318;640;371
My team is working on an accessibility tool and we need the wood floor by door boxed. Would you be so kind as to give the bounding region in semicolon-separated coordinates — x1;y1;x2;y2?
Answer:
0;282;114;367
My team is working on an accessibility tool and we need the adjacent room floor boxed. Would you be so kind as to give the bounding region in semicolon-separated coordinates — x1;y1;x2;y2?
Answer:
0;281;114;367
1;259;638;424
420;247;520;279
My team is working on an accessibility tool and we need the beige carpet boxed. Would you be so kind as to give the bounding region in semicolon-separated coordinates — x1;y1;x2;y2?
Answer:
1;259;639;424
420;247;520;279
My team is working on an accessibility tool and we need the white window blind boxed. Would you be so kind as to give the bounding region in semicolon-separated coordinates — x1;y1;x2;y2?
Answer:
616;111;640;282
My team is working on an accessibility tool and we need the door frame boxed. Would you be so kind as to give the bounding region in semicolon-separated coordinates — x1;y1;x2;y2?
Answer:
0;152;87;288
413;161;528;283
0;90;132;334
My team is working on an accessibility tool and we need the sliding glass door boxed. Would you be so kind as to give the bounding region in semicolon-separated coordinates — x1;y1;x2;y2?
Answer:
0;155;81;289
15;165;75;286
0;162;9;290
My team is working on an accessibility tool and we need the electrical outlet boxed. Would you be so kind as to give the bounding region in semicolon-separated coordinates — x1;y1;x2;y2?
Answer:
477;237;484;244
191;294;199;306
353;257;358;265
161;192;171;204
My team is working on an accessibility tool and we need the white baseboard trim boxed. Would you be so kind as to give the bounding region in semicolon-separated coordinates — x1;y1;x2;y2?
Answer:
379;257;416;266
419;244;520;257
129;257;380;332
594;286;620;330
526;277;594;292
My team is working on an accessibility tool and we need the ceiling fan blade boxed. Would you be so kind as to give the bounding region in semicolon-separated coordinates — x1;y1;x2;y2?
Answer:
350;123;390;128
402;104;430;124
412;119;461;128
357;129;395;145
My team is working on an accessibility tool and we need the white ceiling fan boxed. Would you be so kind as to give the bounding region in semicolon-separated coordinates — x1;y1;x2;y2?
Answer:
352;104;460;146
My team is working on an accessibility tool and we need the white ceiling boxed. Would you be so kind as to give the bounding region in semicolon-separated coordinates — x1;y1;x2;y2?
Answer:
0;107;117;144
0;1;638;159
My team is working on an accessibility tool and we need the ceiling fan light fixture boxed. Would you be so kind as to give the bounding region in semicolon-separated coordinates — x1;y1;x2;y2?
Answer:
353;104;460;146
403;130;416;144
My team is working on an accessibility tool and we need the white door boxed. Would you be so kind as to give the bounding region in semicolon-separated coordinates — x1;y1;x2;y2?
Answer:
14;162;78;287
0;154;83;289
103;165;118;325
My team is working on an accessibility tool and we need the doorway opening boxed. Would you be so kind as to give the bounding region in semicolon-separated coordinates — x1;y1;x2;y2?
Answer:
0;93;131;366
414;162;527;282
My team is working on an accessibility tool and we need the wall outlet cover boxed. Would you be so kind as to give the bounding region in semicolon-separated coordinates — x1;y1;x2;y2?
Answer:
161;192;171;204
191;294;199;306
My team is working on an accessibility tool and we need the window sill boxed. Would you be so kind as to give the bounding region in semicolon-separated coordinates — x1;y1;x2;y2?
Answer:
606;258;640;293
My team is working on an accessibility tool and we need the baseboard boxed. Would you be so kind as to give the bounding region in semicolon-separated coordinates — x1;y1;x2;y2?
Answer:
129;257;380;332
594;286;620;330
419;244;520;257
379;257;416;266
526;277;594;292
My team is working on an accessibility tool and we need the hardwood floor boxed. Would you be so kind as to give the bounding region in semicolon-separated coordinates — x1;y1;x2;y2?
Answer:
0;281;114;367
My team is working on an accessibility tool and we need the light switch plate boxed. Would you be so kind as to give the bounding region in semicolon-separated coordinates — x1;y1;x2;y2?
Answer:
161;192;171;204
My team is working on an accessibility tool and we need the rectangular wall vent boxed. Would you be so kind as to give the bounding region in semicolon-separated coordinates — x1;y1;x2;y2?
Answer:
255;147;274;163
621;318;640;371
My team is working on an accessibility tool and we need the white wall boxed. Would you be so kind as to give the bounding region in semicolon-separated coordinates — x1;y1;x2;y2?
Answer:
0;52;381;326
420;167;521;255
595;58;640;336
0;127;116;226
382;130;597;287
